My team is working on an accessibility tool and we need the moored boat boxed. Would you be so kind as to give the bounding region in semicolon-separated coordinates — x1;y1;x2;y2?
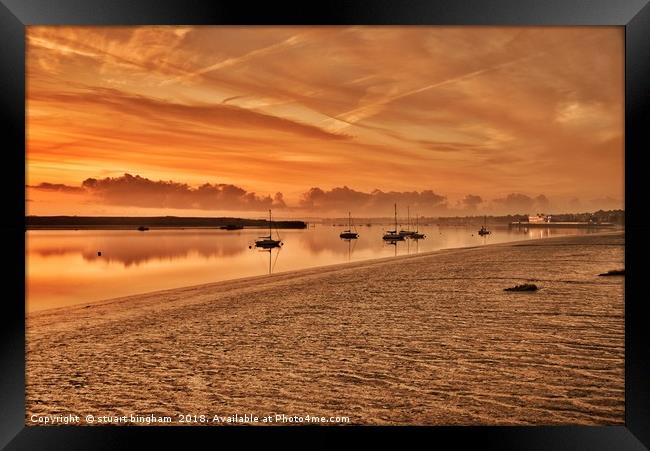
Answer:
255;210;282;248
339;212;359;239
410;214;426;239
478;215;491;236
383;204;405;241
398;206;416;237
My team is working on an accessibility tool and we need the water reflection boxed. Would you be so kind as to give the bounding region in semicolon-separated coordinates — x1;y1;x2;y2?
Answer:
341;238;358;262
385;239;399;257
30;230;247;267
407;236;422;255
257;247;282;275
26;225;616;312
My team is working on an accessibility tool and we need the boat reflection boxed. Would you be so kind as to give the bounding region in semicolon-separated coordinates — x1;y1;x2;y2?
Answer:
341;237;358;262
258;247;282;275
384;238;401;256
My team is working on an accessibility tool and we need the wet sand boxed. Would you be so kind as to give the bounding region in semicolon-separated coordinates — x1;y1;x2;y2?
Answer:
26;232;624;425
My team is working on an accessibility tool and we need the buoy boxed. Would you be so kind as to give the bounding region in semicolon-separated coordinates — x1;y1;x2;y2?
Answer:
97;251;102;256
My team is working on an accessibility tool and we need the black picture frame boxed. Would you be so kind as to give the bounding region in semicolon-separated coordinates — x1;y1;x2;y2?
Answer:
2;0;648;449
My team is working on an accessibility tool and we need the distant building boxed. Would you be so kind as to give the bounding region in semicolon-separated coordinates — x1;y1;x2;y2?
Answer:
528;213;551;223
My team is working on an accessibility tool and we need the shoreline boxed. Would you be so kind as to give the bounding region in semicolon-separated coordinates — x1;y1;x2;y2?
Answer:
26;225;299;230
27;231;624;425
29;230;623;318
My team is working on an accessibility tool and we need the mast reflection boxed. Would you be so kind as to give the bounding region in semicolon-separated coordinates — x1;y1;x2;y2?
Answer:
341;237;358;262
258;247;282;275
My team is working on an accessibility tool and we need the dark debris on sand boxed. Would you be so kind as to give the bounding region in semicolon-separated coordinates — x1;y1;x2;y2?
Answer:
599;269;624;276
504;283;539;292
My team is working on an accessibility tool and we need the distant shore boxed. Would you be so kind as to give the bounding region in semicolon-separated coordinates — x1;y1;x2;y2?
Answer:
27;231;624;425
25;215;307;230
509;222;618;228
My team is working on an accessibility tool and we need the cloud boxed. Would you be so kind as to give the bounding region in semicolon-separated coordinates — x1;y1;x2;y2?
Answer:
535;194;550;210
81;173;287;211
586;196;623;211
30;175;448;215
493;193;535;212
568;197;582;210
492;193;552;214
330;50;546;130
31;86;350;142
30;175;448;214
273;192;286;208
460;194;483;210
32;173;284;211
298;185;447;215
164;33;308;85
29;173;618;216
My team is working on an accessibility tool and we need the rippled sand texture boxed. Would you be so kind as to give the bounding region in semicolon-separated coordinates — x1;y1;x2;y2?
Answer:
27;232;624;425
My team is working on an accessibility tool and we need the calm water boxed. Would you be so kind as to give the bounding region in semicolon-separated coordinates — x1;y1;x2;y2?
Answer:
26;224;611;312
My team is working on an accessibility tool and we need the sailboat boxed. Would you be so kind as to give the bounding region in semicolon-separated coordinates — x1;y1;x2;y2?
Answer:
410;214;426;239
383;204;405;241
478;215;491;236
399;205;416;237
339;212;359;239
254;209;283;248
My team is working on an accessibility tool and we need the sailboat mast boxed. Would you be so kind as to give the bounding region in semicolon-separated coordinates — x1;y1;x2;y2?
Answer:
269;209;272;237
348;211;351;229
394;203;397;231
407;206;410;230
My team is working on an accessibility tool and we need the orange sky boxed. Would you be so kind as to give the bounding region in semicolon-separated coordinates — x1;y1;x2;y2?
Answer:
26;26;624;217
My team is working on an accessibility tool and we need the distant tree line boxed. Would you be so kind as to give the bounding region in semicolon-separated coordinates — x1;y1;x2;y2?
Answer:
435;214;528;226
435;210;624;226
548;209;624;224
26;216;308;229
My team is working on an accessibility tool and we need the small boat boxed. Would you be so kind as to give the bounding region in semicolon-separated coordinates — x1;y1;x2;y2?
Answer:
137;226;149;231
255;210;282;248
410;214;426;239
478;215;491;236
220;224;244;230
383;204;405;241
339;212;359;239
398;206;416;237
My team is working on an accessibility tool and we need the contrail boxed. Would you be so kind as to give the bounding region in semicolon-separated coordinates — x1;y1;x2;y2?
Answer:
162;34;307;86
329;51;546;129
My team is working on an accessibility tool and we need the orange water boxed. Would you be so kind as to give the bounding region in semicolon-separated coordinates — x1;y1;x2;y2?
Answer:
26;224;609;312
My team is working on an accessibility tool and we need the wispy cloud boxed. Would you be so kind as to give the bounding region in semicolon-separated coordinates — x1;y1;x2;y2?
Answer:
162;34;308;86
326;49;548;131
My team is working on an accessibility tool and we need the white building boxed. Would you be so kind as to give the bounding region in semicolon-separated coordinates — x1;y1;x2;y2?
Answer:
528;213;551;223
